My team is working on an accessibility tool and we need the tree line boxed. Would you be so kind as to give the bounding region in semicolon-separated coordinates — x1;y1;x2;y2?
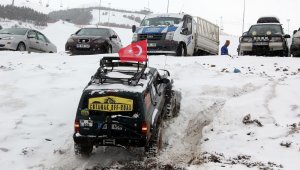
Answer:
48;8;93;25
0;5;49;26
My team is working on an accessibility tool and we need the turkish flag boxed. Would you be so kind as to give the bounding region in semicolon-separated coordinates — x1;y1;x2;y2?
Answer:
118;40;148;62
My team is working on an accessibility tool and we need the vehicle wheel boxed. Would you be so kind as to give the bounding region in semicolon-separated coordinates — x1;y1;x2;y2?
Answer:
176;43;186;57
16;42;26;51
145;123;163;158
74;143;93;157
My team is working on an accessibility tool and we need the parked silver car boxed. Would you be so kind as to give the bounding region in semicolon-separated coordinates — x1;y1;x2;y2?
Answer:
0;28;57;53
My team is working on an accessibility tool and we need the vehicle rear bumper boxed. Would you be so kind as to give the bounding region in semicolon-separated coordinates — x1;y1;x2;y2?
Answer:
73;133;147;147
146;40;178;55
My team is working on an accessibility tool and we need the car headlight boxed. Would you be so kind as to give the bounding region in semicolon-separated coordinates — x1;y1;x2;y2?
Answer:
67;38;74;43
270;37;283;42
293;37;300;44
165;32;174;40
132;33;138;42
1;36;14;40
242;37;252;42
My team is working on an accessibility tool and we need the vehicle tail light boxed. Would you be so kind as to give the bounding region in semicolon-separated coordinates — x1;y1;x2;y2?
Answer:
74;120;80;133
141;121;148;136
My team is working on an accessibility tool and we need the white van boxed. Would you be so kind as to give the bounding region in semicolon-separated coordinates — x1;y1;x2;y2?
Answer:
132;13;219;56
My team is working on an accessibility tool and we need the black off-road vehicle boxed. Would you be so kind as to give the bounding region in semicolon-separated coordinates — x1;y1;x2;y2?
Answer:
73;57;180;157
238;17;290;57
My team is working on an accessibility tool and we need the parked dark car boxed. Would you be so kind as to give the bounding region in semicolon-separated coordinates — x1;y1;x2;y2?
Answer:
73;57;181;157
65;28;122;55
291;29;300;57
238;17;290;57
0;28;57;53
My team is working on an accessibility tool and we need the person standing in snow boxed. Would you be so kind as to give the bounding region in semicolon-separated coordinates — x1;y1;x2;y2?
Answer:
221;40;231;56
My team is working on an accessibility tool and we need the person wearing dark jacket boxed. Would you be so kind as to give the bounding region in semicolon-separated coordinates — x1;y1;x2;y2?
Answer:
221;40;230;56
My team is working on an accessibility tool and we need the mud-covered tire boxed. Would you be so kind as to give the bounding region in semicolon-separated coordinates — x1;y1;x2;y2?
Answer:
163;89;182;119
176;43;186;57
145;123;163;158
74;143;93;157
16;42;26;51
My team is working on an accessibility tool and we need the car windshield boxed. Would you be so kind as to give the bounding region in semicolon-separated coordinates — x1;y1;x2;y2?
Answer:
0;28;28;35
141;17;182;26
76;28;110;37
248;24;283;36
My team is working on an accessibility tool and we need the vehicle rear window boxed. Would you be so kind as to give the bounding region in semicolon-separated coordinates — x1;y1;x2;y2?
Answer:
76;28;110;37
0;28;28;35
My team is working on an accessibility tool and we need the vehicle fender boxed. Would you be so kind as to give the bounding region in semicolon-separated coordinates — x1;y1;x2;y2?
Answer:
151;108;160;130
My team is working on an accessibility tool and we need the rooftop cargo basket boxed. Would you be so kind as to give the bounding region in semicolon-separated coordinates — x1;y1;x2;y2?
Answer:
257;17;280;24
89;57;148;86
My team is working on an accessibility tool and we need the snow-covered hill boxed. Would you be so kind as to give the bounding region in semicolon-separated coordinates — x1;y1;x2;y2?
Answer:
0;0;62;14
90;9;145;26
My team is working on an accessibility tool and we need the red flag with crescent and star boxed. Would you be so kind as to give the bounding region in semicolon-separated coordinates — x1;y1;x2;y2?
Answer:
118;40;148;62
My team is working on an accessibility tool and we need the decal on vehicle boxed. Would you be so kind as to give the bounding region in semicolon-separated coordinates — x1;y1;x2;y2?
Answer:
88;96;133;112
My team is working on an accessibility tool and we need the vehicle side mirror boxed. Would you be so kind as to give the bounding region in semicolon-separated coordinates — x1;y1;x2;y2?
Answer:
157;78;170;85
242;32;248;36
110;35;117;39
284;34;291;38
27;34;35;39
293;30;297;35
132;25;136;33
181;28;188;34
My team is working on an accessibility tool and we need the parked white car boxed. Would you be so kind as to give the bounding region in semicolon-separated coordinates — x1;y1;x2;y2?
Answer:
0;28;57;53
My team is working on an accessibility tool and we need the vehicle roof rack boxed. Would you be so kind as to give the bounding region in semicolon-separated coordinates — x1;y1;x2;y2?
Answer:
89;57;148;86
257;17;280;24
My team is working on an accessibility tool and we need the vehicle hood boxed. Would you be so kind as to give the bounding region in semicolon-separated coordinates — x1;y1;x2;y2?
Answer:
70;35;108;41
136;26;178;34
0;34;24;39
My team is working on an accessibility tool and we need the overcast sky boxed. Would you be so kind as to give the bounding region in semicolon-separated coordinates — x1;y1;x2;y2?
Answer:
3;0;300;35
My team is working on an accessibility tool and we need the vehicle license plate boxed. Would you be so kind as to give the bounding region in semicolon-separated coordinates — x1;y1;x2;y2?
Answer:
76;44;90;48
148;43;156;47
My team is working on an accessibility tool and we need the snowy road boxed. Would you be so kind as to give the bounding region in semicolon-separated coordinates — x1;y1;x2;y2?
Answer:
0;51;300;169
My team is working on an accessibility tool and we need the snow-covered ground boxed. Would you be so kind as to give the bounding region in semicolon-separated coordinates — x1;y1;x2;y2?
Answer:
1;52;300;170
1;21;300;170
